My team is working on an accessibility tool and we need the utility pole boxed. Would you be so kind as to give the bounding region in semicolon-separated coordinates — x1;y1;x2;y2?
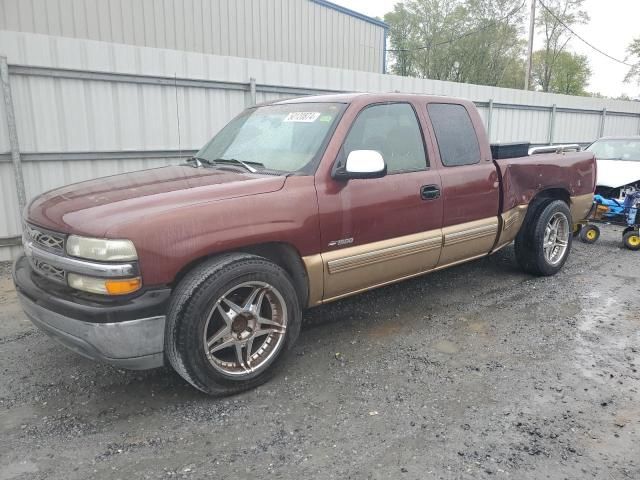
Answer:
524;0;536;90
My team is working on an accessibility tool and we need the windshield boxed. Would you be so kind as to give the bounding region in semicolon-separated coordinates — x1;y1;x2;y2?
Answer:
587;139;640;162
195;102;344;173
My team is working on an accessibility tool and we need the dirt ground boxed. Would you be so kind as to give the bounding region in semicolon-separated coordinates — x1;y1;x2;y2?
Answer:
1;226;638;480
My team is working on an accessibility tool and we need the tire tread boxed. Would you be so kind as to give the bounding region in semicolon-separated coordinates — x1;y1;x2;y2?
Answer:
514;199;572;276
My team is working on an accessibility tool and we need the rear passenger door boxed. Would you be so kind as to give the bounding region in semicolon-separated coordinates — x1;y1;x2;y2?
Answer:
425;102;500;267
315;102;443;301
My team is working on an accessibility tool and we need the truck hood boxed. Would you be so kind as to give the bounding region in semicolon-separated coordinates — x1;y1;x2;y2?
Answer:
596;159;640;188
27;165;287;237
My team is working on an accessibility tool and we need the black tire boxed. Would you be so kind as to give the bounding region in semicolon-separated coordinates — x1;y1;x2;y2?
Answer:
579;224;600;244
165;253;302;396
572;223;583;238
514;199;573;276
622;231;640;251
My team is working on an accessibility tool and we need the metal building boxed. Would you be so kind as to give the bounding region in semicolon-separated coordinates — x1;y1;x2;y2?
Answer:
0;0;388;73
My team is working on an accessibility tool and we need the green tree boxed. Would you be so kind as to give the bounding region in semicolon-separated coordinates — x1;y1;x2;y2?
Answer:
384;0;526;88
535;0;589;92
384;3;422;77
624;37;640;84
531;50;590;95
498;57;527;89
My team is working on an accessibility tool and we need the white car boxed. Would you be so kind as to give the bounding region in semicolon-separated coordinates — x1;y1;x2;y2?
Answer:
586;136;640;198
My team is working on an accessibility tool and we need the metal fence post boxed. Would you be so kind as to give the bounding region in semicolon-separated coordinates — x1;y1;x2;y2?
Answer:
249;77;257;106
598;107;607;138
548;104;556;145
0;56;26;214
486;99;494;142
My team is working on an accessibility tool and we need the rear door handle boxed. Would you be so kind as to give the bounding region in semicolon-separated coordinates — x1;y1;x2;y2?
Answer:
421;185;440;200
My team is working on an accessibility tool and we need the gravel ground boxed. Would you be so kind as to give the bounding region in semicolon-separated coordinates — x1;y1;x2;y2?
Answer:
1;226;639;480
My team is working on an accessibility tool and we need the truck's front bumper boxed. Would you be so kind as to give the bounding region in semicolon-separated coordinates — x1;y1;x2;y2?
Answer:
13;255;170;370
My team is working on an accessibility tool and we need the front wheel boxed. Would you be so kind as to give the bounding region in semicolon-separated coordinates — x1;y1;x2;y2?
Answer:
515;200;572;276
165;253;302;396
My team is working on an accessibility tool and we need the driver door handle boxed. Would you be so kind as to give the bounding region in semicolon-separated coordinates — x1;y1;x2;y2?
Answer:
421;185;440;200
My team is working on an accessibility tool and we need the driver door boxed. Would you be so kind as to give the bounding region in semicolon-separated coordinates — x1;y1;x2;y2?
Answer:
315;101;443;302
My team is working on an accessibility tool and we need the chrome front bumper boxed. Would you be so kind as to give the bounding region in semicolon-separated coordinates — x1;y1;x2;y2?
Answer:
18;292;165;370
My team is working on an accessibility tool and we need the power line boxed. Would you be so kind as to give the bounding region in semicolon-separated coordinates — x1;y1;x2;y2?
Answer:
385;0;526;53
537;0;633;67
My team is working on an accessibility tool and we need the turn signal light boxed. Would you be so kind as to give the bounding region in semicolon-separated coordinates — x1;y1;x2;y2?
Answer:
68;273;142;295
105;277;142;295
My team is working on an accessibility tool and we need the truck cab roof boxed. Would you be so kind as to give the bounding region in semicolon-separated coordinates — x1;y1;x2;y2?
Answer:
273;92;470;106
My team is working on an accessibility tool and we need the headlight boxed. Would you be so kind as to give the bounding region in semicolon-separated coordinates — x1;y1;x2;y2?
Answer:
66;235;137;261
67;273;142;295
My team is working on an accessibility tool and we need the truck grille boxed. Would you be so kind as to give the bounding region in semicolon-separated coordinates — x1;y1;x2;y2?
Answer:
26;224;65;253
32;259;66;282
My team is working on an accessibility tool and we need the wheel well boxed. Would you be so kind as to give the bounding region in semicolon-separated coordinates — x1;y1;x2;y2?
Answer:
170;243;309;307
517;188;571;237
530;188;570;208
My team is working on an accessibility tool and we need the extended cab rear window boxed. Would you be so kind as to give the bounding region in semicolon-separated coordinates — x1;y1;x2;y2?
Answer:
427;103;481;167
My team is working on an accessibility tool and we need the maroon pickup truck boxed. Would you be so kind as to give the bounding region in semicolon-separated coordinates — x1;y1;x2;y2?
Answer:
13;93;595;395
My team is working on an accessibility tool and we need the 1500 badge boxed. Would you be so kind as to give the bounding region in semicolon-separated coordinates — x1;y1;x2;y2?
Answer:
328;238;354;247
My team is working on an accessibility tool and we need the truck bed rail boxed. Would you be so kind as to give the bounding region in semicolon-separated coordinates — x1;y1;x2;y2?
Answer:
529;144;582;155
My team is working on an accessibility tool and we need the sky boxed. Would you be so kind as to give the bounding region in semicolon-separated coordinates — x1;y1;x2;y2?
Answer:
332;0;640;99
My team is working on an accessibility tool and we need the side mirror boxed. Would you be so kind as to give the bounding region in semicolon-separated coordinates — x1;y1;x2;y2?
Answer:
332;150;387;180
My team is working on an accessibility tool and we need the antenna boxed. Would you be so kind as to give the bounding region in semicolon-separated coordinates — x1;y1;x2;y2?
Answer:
174;72;182;161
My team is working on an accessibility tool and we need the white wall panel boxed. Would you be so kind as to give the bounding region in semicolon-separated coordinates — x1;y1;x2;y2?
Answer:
491;108;551;144
602;115;640;137
554;112;602;144
0;245;21;262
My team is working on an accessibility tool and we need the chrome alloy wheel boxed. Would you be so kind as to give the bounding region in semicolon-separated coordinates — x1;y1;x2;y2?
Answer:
203;281;288;377
543;212;570;265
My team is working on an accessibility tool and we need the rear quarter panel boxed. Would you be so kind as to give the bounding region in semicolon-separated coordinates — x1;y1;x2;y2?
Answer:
495;152;596;212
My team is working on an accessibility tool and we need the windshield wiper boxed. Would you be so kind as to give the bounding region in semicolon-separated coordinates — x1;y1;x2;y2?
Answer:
184;156;267;172
212;158;264;173
183;156;214;168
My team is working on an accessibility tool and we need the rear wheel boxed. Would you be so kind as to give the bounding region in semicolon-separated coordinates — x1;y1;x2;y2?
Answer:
579;224;600;244
165;253;302;396
623;231;640;251
515;200;572;276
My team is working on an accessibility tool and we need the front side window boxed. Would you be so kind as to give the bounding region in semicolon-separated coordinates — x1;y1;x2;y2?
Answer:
427;103;481;167
343;103;427;173
196;102;344;173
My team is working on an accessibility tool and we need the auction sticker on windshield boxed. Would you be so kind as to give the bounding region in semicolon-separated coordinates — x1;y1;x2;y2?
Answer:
283;112;321;122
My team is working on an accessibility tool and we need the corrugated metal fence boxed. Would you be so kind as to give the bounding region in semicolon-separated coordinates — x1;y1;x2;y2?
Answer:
2;30;640;260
